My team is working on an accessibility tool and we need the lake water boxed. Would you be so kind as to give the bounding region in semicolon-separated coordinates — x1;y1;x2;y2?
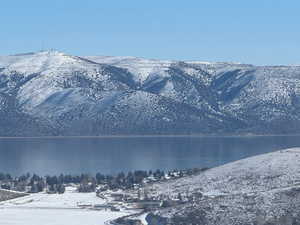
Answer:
1;136;300;176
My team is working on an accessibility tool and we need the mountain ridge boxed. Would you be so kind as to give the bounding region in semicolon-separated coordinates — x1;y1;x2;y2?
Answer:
1;51;300;136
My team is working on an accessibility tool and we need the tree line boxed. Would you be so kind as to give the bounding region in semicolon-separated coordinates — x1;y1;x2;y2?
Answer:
0;168;206;194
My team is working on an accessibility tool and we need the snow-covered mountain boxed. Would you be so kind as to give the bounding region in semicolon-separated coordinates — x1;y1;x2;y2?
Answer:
1;50;300;136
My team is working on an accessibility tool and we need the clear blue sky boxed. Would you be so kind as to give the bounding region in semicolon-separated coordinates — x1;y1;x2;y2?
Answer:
1;0;300;65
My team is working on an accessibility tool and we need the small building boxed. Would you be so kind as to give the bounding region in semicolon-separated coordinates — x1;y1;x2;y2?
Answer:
110;193;131;202
132;200;162;210
77;203;93;208
93;203;120;211
110;206;120;211
160;199;181;208
93;204;110;210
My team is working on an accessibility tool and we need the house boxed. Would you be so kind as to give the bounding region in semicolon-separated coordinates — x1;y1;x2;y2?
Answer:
93;204;110;210
93;203;120;211
77;203;93;208
132;200;162;210
110;193;131;201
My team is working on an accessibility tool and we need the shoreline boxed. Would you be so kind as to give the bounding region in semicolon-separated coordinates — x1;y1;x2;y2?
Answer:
1;133;300;139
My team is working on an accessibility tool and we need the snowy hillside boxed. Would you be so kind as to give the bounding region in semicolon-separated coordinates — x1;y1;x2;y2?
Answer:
1;51;300;136
142;148;300;225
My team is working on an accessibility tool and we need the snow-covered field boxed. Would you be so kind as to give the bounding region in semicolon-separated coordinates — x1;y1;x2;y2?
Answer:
0;208;123;225
0;187;131;225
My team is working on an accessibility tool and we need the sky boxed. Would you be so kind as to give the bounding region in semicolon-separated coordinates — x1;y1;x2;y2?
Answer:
1;0;300;65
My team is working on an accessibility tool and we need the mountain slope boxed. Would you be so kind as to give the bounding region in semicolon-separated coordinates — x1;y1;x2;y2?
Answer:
0;51;300;136
143;148;300;225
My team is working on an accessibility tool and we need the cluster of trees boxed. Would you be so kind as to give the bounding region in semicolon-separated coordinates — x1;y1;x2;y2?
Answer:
96;169;166;190
0;173;12;181
45;176;66;194
28;174;45;193
0;173;65;194
0;168;206;194
0;170;167;193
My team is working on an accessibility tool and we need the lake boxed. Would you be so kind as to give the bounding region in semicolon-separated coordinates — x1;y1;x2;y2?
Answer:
1;135;300;176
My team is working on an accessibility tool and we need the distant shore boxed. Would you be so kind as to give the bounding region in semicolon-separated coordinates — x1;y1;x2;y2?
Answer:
1;133;300;139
